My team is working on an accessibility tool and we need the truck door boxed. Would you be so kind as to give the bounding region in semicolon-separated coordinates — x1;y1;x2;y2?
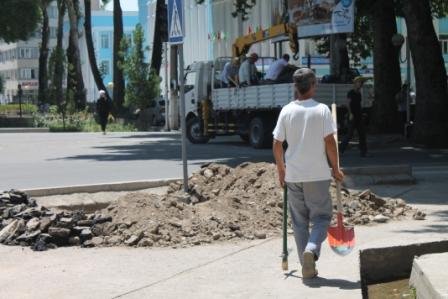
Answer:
184;71;197;116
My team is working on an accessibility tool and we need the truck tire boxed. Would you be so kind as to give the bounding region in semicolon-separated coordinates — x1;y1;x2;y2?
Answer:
186;117;210;144
249;117;273;149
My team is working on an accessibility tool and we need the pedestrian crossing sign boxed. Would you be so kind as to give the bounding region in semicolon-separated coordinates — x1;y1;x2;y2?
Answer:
168;0;184;44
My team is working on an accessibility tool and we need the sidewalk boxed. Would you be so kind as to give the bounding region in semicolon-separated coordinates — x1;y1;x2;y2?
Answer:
0;170;447;299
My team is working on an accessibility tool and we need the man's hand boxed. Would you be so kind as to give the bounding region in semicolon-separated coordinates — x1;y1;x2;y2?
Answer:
277;166;285;188
332;168;344;182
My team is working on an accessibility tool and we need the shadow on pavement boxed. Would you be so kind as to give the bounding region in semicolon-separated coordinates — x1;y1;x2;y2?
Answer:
302;277;360;290
50;135;274;167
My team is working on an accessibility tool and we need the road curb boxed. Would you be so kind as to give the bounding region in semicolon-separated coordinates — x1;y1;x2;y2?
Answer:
0;127;49;133
23;178;181;197
343;164;415;187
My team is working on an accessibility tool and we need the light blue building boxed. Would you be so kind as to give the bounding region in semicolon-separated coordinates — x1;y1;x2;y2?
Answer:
81;10;139;101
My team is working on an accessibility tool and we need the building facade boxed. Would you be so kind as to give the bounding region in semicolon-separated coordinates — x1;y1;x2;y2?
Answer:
0;2;59;104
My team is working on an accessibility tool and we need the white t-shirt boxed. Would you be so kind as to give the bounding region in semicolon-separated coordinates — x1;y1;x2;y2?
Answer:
273;99;337;183
238;60;256;85
265;58;288;80
220;62;238;84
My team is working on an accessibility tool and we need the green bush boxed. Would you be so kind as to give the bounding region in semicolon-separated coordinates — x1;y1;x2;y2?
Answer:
0;103;37;114
33;109;136;132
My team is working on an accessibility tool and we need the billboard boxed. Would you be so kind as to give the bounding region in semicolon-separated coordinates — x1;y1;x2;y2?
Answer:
288;0;355;38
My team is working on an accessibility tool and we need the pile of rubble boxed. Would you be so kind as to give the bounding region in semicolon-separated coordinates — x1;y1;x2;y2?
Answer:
0;162;425;251
0;190;111;251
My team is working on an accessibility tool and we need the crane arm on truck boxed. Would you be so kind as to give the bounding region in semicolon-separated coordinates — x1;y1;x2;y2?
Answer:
232;23;299;59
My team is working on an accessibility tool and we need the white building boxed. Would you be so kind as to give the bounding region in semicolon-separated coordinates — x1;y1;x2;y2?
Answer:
0;2;59;104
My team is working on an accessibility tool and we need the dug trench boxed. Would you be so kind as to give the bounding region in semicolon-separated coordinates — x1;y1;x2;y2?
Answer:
0;162;426;251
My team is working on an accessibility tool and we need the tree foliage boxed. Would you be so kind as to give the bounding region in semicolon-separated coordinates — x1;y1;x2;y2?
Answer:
196;0;256;20
0;0;40;42
122;24;161;110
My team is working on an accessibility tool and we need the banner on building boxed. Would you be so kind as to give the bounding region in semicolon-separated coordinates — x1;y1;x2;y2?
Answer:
288;0;355;38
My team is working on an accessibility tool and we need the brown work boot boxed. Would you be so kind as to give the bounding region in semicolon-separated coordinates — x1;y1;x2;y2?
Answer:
302;251;318;279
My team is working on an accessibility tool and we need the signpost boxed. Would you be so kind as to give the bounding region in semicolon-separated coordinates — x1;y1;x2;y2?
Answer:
168;0;188;192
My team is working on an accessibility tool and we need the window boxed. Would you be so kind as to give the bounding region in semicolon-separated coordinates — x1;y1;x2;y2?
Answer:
50;27;57;39
440;35;448;55
100;32;110;49
99;60;110;76
20;68;34;80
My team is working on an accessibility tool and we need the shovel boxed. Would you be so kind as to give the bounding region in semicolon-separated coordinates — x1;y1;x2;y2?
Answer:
327;103;355;256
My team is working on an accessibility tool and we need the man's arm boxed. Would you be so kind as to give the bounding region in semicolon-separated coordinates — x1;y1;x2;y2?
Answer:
273;139;286;187
324;134;344;181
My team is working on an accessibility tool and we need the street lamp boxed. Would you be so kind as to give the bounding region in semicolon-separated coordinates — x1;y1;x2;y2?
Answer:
392;33;412;137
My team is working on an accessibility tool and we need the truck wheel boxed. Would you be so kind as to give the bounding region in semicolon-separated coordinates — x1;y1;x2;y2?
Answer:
249;117;273;149
186;117;210;144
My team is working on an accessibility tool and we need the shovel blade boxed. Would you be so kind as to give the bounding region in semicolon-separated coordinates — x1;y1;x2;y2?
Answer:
327;225;355;256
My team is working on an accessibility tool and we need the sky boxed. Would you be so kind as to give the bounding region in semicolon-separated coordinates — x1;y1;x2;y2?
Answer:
105;0;139;11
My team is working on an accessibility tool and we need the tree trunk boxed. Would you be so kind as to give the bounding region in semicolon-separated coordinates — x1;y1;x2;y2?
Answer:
150;0;167;73
113;0;125;111
402;0;448;147
330;34;350;83
83;0;110;101
54;0;65;109
67;0;86;111
169;45;179;130
38;2;50;106
371;0;402;133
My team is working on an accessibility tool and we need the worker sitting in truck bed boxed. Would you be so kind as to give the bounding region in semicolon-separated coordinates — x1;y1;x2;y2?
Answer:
220;58;240;88
239;53;259;86
265;54;290;82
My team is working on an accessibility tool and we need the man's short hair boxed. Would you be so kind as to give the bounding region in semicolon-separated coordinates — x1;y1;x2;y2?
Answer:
293;68;316;95
282;54;290;61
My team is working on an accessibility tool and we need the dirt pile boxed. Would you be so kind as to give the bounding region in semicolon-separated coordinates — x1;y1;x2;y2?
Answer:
0;162;425;250
96;162;424;248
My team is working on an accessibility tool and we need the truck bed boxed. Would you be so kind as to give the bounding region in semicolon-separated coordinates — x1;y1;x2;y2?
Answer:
212;83;373;110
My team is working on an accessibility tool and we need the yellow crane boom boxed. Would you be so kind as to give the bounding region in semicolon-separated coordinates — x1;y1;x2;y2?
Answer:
232;23;299;59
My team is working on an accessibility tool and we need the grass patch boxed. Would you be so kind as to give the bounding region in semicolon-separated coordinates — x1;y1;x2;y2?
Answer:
0;103;37;115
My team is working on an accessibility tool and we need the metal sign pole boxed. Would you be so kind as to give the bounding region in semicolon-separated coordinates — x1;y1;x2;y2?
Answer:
178;44;188;193
164;42;170;131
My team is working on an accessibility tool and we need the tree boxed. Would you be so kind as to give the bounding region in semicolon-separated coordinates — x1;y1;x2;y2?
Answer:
0;75;3;94
400;0;448;147
122;24;161;130
83;0;111;100
0;0;40;42
48;0;66;109
123;24;161;109
370;0;402;132
66;0;86;110
150;0;168;74
113;0;125;111
38;0;52;106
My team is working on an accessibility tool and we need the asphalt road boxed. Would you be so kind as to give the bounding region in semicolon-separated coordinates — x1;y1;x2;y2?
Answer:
0;132;447;190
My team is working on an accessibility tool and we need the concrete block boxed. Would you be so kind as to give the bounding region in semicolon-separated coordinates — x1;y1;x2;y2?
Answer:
359;240;448;298
410;253;448;299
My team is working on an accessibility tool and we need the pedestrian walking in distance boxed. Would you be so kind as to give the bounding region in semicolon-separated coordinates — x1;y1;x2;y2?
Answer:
96;90;111;135
340;76;369;157
273;68;344;279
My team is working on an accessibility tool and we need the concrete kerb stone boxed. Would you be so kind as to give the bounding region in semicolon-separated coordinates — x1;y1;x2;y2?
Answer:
23;178;181;197
0;128;49;133
342;164;416;188
359;240;448;298
410;252;448;299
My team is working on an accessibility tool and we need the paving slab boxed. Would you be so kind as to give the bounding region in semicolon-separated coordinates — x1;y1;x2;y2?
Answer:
0;203;446;299
410;252;448;299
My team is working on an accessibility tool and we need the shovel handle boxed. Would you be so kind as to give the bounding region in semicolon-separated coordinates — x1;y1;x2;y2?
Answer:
282;185;288;270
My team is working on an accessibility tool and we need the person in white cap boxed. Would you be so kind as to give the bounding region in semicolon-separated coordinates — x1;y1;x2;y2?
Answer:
95;90;111;134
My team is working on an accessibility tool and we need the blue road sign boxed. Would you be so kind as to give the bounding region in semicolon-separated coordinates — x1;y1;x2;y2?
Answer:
168;0;184;44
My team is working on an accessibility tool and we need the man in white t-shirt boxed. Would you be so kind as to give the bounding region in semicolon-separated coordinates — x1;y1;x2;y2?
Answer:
272;68;344;279
265;54;290;81
238;53;259;86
